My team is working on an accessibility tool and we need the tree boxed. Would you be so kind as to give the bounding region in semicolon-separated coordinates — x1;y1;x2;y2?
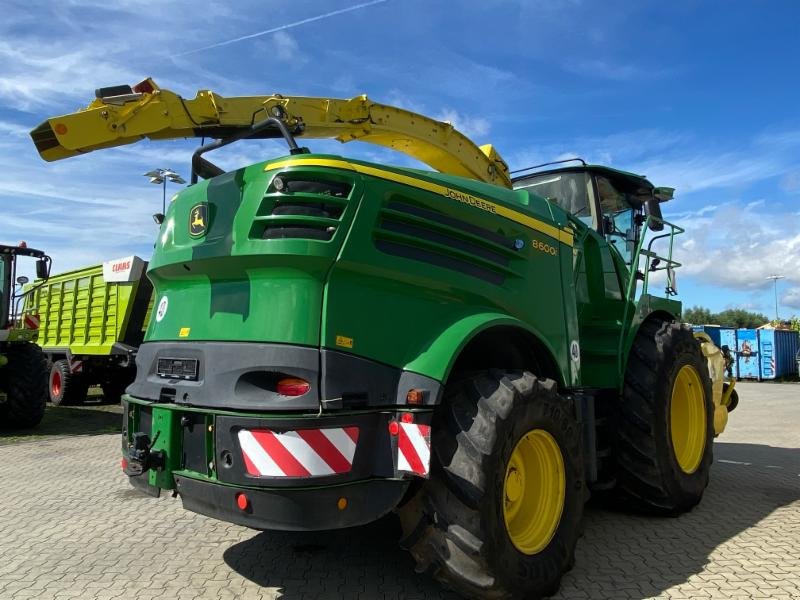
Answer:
790;317;800;334
681;306;769;328
716;309;769;329
682;306;715;324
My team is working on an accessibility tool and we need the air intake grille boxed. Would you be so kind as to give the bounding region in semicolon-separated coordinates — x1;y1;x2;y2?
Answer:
374;199;522;285
250;172;354;241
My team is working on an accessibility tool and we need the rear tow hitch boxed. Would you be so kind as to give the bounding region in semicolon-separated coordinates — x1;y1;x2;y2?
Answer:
125;431;165;476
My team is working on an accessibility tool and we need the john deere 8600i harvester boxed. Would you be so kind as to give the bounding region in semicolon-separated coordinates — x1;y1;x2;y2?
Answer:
30;80;735;599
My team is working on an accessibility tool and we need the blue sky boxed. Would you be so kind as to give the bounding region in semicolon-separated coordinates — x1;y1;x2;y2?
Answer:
1;0;799;319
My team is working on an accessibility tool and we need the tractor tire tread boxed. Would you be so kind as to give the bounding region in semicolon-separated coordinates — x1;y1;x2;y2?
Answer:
616;320;714;515
1;344;47;428
398;370;585;600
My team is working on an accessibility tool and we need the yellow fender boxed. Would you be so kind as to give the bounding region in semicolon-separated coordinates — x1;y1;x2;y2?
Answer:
694;332;735;436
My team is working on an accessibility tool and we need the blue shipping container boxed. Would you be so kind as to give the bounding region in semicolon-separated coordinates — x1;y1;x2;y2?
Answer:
736;329;761;379
718;328;738;378
758;329;800;380
692;325;722;346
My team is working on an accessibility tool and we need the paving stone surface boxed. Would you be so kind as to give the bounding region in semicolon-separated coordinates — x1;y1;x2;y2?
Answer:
0;381;797;599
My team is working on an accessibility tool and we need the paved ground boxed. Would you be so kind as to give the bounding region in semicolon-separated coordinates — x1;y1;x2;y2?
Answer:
0;381;797;599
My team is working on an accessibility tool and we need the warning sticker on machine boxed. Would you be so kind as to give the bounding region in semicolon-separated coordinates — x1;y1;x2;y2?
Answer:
335;335;353;349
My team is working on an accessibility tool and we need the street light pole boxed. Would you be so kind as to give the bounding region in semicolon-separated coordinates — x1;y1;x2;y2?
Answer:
143;168;186;219
765;274;785;321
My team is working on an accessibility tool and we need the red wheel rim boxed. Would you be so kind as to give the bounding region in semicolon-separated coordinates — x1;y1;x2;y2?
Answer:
51;371;62;397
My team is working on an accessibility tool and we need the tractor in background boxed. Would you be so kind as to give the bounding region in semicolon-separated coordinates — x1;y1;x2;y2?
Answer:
0;243;50;428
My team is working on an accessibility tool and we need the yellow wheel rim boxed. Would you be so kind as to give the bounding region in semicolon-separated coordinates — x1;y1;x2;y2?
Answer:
502;429;565;555
670;365;707;474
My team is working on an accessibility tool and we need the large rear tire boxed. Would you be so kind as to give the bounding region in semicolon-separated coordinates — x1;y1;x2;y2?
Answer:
617;320;714;514
49;359;88;406
398;370;585;600
0;343;47;428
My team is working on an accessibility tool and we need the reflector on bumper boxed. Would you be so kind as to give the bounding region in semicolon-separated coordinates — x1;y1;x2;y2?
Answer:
396;422;431;477
238;427;359;478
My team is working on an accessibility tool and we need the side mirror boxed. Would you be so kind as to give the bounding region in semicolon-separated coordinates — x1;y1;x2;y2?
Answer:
644;197;664;231
602;215;614;235
36;258;49;280
153;213;165;225
16;275;29;286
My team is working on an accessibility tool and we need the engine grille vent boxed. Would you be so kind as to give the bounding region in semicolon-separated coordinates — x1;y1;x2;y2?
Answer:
250;173;354;241
374;199;522;285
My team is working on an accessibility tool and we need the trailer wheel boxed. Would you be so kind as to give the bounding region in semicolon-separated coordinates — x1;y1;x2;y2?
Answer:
0;343;47;428
49;359;88;406
397;371;585;600
618;320;714;514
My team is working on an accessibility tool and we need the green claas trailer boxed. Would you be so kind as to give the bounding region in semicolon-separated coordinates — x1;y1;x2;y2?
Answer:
26;256;153;405
0;243;50;428
30;81;735;600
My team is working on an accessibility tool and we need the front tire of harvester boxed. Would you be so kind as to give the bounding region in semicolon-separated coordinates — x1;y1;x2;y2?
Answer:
49;359;87;406
1;344;47;428
618;320;714;515
398;371;586;600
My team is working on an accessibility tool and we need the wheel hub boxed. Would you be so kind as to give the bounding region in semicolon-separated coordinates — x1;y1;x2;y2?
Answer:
502;429;565;555
670;364;706;474
51;371;61;397
505;467;523;503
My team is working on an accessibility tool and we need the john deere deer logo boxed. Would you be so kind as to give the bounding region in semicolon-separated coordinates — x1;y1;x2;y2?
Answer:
189;203;208;237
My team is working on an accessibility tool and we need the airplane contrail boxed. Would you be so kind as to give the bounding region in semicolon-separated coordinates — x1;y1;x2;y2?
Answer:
176;0;391;56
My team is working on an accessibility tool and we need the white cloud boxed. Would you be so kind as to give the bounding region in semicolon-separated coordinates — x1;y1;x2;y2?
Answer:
0;40;142;112
434;108;491;139
252;31;306;65
673;201;800;291
783;287;800;310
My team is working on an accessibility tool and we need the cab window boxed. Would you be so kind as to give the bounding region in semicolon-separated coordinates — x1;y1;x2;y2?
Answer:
514;172;593;226
596;175;636;264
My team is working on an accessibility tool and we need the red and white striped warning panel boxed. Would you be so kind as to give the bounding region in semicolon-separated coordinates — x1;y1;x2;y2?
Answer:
23;313;40;330
397;422;431;477
238;427;359;478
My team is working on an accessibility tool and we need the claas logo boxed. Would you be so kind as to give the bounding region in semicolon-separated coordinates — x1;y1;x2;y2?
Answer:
189;203;208;237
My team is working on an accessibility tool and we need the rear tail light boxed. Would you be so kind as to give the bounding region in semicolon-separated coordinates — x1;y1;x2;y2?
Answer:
277;377;310;397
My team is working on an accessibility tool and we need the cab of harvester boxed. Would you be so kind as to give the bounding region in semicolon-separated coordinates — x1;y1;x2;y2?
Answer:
512;161;682;388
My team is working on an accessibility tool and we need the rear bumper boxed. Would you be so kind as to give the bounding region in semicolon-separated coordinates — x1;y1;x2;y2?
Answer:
174;475;408;531
122;398;431;531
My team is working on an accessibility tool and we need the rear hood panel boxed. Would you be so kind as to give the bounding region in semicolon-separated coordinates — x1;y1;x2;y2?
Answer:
145;158;362;347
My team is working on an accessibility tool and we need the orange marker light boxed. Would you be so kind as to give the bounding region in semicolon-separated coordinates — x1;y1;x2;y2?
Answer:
54;123;68;135
406;389;424;405
337;497;348;511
